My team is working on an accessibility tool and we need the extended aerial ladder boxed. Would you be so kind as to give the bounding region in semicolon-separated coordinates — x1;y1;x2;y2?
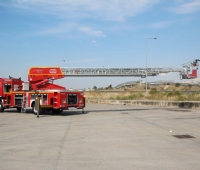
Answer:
61;67;181;77
60;59;200;79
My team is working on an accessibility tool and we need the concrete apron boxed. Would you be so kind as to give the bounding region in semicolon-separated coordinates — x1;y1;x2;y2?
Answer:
87;99;200;109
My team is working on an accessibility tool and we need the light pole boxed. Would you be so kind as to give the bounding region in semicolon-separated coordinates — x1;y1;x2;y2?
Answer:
146;38;157;95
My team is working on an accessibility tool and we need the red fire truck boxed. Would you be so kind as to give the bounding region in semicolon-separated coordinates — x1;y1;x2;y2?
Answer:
0;67;85;114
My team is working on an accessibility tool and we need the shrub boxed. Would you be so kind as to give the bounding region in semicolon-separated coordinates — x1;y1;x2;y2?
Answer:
173;91;181;96
167;92;173;97
177;96;185;101
110;97;115;100
128;95;137;100
149;88;158;94
138;93;144;98
116;96;121;100
188;84;192;89
166;91;181;100
144;85;150;89
175;83;181;87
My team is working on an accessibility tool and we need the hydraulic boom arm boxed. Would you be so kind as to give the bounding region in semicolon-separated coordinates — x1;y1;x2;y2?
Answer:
28;67;66;90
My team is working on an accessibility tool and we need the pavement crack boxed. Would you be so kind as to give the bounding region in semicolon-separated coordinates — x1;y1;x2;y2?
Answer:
53;116;73;170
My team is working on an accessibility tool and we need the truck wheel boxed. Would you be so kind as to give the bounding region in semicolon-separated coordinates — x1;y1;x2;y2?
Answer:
16;107;21;112
32;103;44;115
32;103;37;115
52;109;62;114
0;103;4;112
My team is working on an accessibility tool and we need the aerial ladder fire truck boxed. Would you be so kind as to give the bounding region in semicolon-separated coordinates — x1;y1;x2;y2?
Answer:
0;67;85;114
0;59;199;114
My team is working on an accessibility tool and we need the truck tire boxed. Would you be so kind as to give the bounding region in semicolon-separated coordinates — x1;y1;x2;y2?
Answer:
32;102;37;115
16;107;21;112
32;102;44;115
0;103;4;112
52;109;62;114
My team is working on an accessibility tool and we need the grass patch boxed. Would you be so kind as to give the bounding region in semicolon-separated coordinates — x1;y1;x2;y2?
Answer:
85;90;200;101
115;93;144;100
175;83;181;87
149;88;158;94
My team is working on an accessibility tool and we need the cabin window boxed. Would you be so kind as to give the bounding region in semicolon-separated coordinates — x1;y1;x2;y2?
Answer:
4;84;12;92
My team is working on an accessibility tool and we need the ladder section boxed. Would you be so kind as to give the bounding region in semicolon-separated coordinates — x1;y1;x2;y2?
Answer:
21;93;28;112
61;68;182;77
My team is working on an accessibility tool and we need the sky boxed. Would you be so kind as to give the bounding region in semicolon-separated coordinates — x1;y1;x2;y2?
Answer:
0;0;200;89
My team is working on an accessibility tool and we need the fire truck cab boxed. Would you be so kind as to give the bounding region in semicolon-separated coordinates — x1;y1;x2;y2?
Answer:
0;77;24;112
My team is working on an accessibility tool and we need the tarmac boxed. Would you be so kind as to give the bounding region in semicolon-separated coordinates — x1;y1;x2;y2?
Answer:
0;104;200;170
87;99;200;109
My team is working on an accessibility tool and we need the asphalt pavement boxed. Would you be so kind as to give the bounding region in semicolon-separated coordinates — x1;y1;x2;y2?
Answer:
0;104;200;170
